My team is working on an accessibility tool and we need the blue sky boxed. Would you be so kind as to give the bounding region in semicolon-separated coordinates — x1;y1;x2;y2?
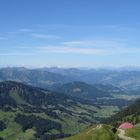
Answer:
0;0;140;67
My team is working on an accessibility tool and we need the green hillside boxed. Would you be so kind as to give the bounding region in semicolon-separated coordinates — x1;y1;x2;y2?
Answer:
59;125;120;140
0;80;138;140
55;81;112;100
125;123;140;140
54;81;132;108
0;81;120;140
59;100;140;140
105;99;140;126
103;99;140;140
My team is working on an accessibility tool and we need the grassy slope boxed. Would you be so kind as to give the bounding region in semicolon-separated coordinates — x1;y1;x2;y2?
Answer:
0;103;119;140
0;110;35;140
125;123;140;140
59;125;120;140
0;85;120;140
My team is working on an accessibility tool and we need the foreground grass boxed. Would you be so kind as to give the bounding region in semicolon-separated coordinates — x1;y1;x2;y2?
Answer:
125;123;140;140
59;125;120;140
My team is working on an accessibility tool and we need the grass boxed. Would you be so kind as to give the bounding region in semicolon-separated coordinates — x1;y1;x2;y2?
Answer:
59;125;119;140
22;129;36;140
0;110;35;140
0;107;91;139
0;102;121;139
9;91;28;105
60;115;88;134
125;123;140;140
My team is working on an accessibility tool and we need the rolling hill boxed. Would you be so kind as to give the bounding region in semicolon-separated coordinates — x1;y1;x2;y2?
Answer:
125;123;140;140
54;81;112;100
59;98;140;140
54;81;132;108
0;81;120;140
102;99;140;140
105;99;140;125
59;124;120;140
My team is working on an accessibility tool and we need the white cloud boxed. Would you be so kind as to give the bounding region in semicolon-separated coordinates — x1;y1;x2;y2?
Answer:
1;45;140;56
0;53;38;56
1;39;140;56
31;33;60;39
39;39;140;55
61;40;122;48
41;46;108;55
7;28;33;35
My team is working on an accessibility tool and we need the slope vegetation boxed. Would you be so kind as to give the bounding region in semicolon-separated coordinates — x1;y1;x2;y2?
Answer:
0;81;118;140
55;81;112;100
125;123;140;140
59;125;120;140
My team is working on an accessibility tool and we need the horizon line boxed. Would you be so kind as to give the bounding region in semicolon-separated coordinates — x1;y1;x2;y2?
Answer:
1;65;140;70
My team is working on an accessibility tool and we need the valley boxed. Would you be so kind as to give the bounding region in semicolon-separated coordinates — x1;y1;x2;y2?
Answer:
0;68;140;140
0;81;121;140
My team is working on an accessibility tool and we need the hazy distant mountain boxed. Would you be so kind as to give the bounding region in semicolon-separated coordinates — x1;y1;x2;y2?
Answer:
1;67;140;92
44;67;140;92
0;67;74;89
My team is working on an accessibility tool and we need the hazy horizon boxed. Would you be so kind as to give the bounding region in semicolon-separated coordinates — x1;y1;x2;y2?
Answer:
1;65;140;71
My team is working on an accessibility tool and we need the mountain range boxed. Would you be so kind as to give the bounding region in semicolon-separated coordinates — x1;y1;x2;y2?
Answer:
1;67;140;93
